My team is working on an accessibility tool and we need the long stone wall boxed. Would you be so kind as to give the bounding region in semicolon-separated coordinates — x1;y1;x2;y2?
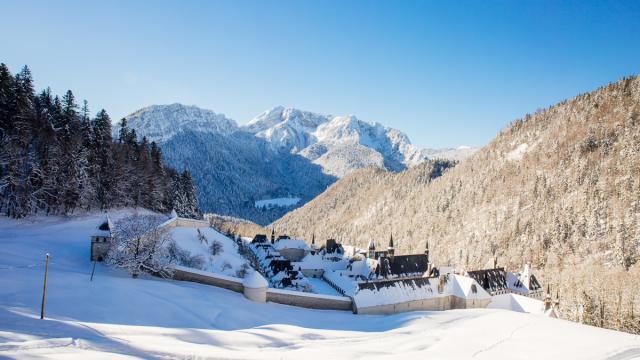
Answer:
173;267;244;293
354;295;491;315
158;217;210;230
175;218;211;228
172;267;354;311
267;288;353;311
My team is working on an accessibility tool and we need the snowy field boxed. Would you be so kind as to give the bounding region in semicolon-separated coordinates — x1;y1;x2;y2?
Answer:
1;212;640;359
254;197;300;208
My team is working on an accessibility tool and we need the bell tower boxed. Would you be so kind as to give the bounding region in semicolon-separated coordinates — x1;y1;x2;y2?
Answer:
425;241;430;265
368;240;376;259
387;233;395;259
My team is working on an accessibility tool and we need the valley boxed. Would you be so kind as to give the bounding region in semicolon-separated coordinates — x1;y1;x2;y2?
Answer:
123;104;475;224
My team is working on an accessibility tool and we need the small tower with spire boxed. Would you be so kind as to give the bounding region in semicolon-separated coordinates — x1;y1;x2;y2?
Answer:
310;233;317;254
388;233;395;259
425;241;430;265
368;240;376;259
270;229;275;244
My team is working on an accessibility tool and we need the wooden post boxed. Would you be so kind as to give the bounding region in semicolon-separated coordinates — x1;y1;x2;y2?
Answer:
40;253;50;320
90;260;97;281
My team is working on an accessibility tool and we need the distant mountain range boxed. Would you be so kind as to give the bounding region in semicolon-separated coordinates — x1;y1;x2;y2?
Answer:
122;103;477;224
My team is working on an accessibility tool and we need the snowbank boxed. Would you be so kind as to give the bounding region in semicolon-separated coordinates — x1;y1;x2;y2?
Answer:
1;213;638;359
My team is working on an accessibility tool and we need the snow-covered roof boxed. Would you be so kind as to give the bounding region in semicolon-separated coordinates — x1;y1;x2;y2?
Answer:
92;215;113;237
450;274;491;300
243;271;268;288
354;278;440;308
273;239;309;251
348;258;376;278
505;265;543;294
295;253;325;270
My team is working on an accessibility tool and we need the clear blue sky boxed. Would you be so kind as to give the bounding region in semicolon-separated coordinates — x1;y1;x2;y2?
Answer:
2;1;639;148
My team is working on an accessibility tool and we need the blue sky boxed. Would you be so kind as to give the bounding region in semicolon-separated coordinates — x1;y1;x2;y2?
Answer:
2;0;639;148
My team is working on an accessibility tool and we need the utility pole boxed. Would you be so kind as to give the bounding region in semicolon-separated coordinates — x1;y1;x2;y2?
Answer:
40;253;50;320
90;260;97;281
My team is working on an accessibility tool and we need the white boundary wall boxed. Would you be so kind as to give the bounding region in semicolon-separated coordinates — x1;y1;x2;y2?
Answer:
172;266;354;311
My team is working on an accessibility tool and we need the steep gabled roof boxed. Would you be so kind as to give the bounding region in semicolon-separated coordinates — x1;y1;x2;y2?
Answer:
376;254;429;278
358;277;432;292
466;268;508;293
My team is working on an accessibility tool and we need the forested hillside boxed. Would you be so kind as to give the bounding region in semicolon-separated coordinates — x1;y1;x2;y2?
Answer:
274;76;640;334
125;104;476;224
0;64;199;218
160;130;335;225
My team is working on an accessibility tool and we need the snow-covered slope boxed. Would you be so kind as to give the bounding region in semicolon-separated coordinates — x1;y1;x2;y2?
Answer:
1;213;638;359
123;103;238;143
243;106;331;153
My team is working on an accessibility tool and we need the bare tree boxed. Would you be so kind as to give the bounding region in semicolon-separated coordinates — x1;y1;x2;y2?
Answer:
197;228;208;245
210;240;224;256
107;214;174;278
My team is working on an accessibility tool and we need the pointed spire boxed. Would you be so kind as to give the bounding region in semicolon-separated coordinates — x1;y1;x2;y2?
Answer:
388;233;394;249
425;240;430;262
271;228;275;244
311;233;315;245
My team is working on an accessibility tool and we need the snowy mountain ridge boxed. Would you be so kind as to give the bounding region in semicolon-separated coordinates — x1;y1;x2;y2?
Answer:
124;104;475;175
124;103;238;143
242;106;438;175
123;104;477;222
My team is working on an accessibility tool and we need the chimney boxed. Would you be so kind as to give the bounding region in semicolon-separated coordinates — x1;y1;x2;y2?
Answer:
544;284;552;311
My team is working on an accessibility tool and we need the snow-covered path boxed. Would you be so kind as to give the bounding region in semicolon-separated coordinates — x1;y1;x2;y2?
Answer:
0;212;639;359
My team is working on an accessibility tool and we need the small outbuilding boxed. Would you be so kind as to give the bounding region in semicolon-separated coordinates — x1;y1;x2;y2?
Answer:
90;215;113;262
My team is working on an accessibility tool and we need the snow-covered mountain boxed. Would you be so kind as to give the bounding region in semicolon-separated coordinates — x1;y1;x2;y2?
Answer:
123;104;238;143
123;104;476;223
242;106;448;176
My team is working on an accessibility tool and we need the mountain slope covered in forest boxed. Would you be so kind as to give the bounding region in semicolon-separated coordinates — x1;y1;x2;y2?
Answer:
273;76;640;334
124;104;475;223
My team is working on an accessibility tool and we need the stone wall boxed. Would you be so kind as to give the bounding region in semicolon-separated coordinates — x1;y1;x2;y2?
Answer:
451;296;492;310
278;248;306;262
90;239;109;262
172;267;354;311
173;267;244;293
266;288;353;311
158;217;210;230
175;218;210;228
354;295;491;315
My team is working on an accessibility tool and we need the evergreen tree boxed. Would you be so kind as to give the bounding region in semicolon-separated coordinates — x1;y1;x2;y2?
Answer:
180;170;201;219
0;64;200;218
0;63;12;131
118;118;128;143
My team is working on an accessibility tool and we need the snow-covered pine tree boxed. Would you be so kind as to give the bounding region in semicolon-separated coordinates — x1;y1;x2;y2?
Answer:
91;109;114;209
0;64;200;218
180;170;201;219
